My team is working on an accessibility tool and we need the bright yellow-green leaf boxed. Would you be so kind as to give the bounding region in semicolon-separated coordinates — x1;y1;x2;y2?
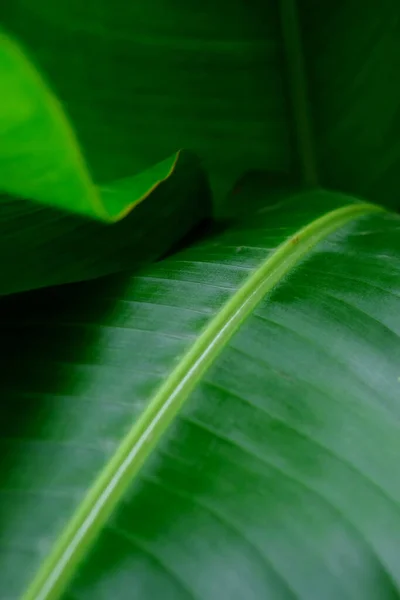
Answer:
0;29;182;221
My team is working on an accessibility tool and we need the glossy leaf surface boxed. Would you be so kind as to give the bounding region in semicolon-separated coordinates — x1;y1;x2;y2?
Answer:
0;191;399;599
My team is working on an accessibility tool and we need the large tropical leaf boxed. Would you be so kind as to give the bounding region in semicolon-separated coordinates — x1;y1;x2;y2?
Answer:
2;1;400;599
1;190;400;599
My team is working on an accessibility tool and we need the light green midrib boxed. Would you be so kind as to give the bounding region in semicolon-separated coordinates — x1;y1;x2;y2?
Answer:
24;202;383;600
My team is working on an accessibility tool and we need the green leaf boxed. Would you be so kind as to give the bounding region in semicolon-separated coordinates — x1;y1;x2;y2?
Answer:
2;2;400;599
0;31;211;295
3;0;400;214
0;0;292;212
300;0;400;208
0;29;183;221
0;150;210;295
1;190;400;599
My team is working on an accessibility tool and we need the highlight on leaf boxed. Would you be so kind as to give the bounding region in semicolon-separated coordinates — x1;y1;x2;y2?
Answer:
0;28;182;222
1;2;400;600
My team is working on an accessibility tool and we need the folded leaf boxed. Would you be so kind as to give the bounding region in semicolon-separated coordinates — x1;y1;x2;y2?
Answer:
0;150;210;295
1;189;399;599
0;30;183;221
0;31;211;295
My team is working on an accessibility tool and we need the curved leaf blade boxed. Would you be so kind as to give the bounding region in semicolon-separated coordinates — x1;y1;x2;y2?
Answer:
0;30;210;297
26;198;382;600
0;29;181;221
70;200;400;599
0;149;209;295
0;190;397;599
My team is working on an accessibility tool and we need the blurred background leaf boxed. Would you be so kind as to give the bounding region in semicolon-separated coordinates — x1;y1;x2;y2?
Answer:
2;0;400;217
0;0;293;215
300;0;400;209
0;31;194;221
